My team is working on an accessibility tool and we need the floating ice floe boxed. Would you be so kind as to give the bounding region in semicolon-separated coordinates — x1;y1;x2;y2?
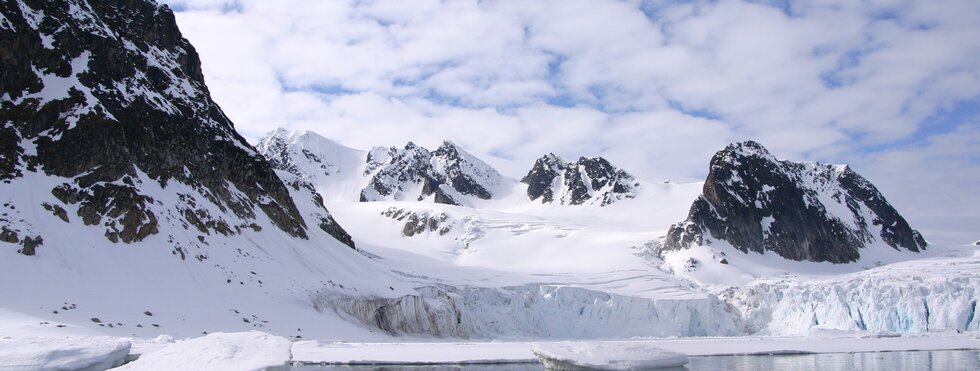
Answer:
531;342;688;370
0;336;130;371
117;331;292;371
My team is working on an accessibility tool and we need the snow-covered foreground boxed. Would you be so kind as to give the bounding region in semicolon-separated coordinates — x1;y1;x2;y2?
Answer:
2;331;976;370
0;336;129;371
118;331;292;371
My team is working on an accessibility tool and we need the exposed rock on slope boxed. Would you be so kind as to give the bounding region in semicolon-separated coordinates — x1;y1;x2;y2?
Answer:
522;154;639;206
0;0;352;252
381;207;454;237
664;141;926;263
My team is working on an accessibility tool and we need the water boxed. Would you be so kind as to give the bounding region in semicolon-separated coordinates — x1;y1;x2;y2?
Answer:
295;350;980;370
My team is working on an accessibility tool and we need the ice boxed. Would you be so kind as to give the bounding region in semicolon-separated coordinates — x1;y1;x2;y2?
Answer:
318;283;740;339
292;334;980;365
723;252;980;335
116;331;292;371
0;336;130;371
531;342;688;370
292;341;538;365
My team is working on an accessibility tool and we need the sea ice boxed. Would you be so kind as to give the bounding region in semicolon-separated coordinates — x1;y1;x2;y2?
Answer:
0;336;130;371
531;342;689;370
116;331;292;371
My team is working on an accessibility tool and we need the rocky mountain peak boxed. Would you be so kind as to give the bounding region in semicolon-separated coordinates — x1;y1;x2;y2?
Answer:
0;0;358;254
256;129;359;183
719;140;775;159
522;154;567;203
664;141;926;263
522;154;639;206
360;140;503;206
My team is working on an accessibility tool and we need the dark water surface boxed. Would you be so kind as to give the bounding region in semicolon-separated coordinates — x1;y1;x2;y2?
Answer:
295;349;980;370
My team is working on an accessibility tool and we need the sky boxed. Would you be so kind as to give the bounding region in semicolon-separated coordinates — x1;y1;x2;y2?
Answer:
159;0;980;245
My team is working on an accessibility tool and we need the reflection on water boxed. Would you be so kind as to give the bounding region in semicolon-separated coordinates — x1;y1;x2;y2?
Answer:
688;350;980;371
295;350;980;371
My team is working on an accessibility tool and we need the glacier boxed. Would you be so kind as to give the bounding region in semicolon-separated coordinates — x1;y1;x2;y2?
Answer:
315;284;741;339
722;252;980;335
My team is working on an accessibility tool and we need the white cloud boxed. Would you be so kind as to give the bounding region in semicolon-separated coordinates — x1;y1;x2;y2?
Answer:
161;0;980;242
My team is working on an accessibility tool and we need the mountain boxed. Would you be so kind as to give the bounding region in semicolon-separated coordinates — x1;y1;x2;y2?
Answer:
663;141;926;263
257;129;507;207
361;141;505;206
3;0;974;345
522;154;640;206
0;0;396;339
0;0;361;251
256;128;367;202
260;130;642;208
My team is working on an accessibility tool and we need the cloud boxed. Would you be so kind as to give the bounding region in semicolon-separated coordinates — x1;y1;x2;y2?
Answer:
161;0;980;242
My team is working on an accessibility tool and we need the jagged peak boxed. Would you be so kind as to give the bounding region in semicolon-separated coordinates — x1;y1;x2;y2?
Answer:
544;152;564;162
403;141;423;151
716;140;778;164
438;140;459;150
574;156;613;167
665;141;926;263
257;129;357;156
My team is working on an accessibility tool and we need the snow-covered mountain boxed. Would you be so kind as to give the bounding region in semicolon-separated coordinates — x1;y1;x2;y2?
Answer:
522;154;640;206
256;128;368;202
258;129;645;208
0;0;401;340
663;141;927;263
361;141;507;206
0;0;356;249
2;0;976;347
257;129;509;206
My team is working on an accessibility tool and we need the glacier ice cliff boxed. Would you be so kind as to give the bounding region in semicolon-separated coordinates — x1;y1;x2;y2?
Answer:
314;284;741;339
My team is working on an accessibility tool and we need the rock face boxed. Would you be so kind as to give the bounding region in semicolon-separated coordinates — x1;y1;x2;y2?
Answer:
360;141;503;206
0;0;352;252
522;154;639;206
664;141;926;263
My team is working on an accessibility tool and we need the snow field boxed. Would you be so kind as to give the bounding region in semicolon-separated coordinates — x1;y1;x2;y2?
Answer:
0;336;130;371
117;331;292;371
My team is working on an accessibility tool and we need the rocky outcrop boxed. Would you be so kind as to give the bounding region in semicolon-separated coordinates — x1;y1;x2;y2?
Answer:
381;207;454;237
0;0;353;251
522;154;639;206
360;141;503;206
664;141;926;263
281;177;355;249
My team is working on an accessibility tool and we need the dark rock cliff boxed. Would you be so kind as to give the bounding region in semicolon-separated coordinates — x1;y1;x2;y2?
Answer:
664;141;926;263
0;0;352;253
522;154;639;206
360;141;502;206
